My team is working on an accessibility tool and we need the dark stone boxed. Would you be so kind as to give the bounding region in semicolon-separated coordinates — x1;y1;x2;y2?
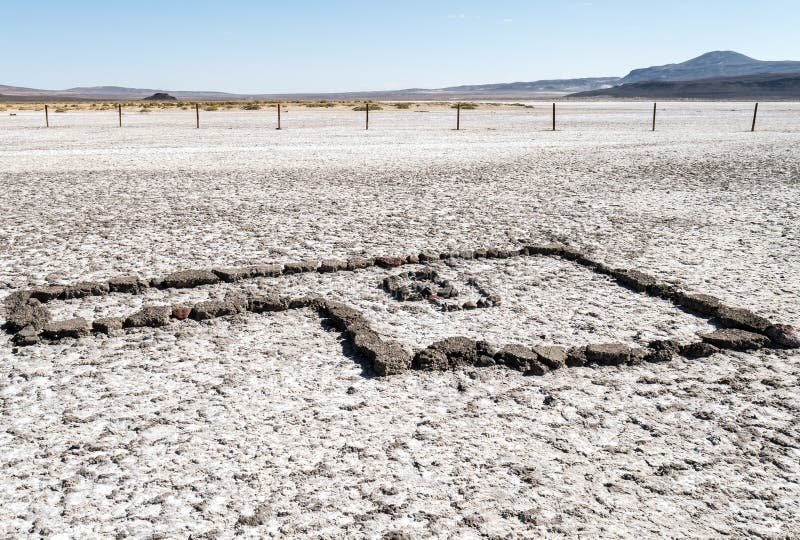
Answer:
715;306;772;334
346;257;374;270
61;281;110;299
648;339;681;352
4;291;51;332
526;242;566;256
157;270;219;289
190;301;240;321
462;301;478;310
701;328;771;351
319;259;347;273
585;343;634;365
648;281;680;300
352;329;411;376
42;318;90;339
498;344;548;375
418;251;439;262
212;267;255;282
644;349;674;363
123;306;172;328
374;256;406;269
680;341;720;359
677;293;723;317
283;260;320;274
288;296;324;310
412;348;450;371
92;317;124;334
12;324;40;346
247;294;289;313
486;247;514;258
30;285;66;302
473;248;488;258
322;301;372;337
765;324;800;349
108;275;148;294
171;307;192;320
566;346;588;367
532;345;567;370
611;269;659;293
247;264;283;278
427;336;480;367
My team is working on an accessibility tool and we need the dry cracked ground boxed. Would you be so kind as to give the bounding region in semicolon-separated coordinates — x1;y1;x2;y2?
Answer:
1;104;799;538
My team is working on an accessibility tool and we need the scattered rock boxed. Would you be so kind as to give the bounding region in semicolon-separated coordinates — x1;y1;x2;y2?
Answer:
566;346;588;367
412;348;450;371
171;307;192;320
322;300;372;337
346;257;374;270
677;292;722;317
374;256;406;269
680;341;720;359
92;317;123;334
319;259;347;273
4;291;51;331
288;296;323;309
123;306;172;328
283;260;320;274
418;251;439;262
352;330;411;376
12;324;40;346
645;339;679;362
765;324;800;348
532;345;567;370
191;301;240;321
543;395;555;406
498;344;548;375
156;270;219;289
108;275;148;294
42;318;90;339
212;267;255;282
611;268;659;293
701;328;771;351
715;306;772;334
247;294;289;313
585;343;634;365
61;281;110;299
405;253;420;264
29;285;66;302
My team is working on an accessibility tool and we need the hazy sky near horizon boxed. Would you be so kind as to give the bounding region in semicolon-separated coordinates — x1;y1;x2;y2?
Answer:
3;0;799;93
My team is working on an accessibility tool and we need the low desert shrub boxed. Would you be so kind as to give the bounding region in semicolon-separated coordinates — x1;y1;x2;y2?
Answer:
451;102;478;110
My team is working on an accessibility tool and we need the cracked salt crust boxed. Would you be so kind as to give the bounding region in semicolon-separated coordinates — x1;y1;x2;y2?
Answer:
1;104;799;538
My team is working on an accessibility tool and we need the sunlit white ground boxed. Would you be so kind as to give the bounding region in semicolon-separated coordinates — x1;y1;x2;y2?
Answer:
1;103;799;538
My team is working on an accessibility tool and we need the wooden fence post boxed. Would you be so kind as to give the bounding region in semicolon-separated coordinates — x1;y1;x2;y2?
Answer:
45;104;49;127
277;102;281;130
751;102;759;132
552;103;556;131
118;104;122;127
366;102;369;130
456;103;461;130
652;102;657;131
195;103;200;128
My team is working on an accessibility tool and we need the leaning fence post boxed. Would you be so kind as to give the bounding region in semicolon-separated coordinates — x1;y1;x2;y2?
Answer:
45;104;49;127
456;103;461;130
652;102;657;131
277;102;281;130
751;102;759;132
552;103;556;131
366;102;369;130
118;104;122;127
195;103;200;128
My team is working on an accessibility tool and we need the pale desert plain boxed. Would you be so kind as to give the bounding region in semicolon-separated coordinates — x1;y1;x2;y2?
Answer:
1;102;799;538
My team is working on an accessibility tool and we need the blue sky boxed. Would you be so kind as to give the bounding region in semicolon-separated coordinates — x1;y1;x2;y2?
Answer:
2;0;799;93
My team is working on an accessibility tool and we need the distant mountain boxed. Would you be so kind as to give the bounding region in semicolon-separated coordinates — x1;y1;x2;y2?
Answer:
0;77;618;102
4;51;800;101
569;72;800;99
619;51;800;84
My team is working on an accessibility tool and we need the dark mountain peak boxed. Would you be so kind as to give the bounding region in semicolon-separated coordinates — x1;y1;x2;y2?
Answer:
620;50;800;84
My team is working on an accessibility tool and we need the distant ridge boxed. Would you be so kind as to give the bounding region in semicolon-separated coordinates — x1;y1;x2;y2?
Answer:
619;51;800;84
3;51;800;101
569;72;800;99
